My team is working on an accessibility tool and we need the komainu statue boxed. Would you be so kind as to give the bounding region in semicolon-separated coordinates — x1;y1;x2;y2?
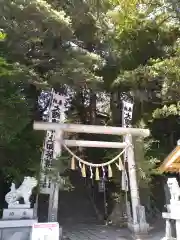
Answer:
5;176;37;206
167;177;180;202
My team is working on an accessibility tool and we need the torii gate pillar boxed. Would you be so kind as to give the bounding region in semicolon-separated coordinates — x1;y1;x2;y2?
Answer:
126;134;149;237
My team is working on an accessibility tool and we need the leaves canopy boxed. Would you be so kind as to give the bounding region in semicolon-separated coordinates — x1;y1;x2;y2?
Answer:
0;0;180;190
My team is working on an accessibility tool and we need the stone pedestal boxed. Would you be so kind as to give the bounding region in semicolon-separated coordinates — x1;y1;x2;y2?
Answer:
127;204;149;238
161;178;180;240
1;202;38;239
3;208;33;220
162;211;180;240
137;205;149;233
8;204;30;209
0;176;38;239
2;204;34;220
0;219;37;240
168;201;180;219
128;222;149;239
0;207;38;240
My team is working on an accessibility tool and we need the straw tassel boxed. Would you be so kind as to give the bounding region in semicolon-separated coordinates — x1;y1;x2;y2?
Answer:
81;164;86;177
71;156;76;170
95;167;100;181
108;164;113;178
118;157;124;170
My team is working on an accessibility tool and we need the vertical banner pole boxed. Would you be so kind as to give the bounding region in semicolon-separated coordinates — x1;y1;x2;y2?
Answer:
48;130;63;222
38;89;66;222
39;89;55;194
121;99;133;224
48;93;66;222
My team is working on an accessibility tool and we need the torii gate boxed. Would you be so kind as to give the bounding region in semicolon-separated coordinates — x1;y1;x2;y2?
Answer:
34;121;150;235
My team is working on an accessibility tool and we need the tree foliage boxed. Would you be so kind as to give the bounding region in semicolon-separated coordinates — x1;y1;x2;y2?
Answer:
0;0;180;217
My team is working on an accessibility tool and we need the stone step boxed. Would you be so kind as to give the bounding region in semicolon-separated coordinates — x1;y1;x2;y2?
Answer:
58;172;100;224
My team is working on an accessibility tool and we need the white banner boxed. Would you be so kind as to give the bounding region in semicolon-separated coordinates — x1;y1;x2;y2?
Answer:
121;100;133;192
122;100;133;128
40;91;66;194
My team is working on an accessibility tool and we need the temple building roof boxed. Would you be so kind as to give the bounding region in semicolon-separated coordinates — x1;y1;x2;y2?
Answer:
158;140;180;173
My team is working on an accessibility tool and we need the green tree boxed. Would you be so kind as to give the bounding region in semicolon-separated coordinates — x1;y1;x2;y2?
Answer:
0;30;43;183
1;0;180;221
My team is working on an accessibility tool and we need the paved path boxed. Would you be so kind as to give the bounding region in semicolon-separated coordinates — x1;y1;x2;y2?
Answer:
62;224;165;240
63;224;129;240
148;231;164;240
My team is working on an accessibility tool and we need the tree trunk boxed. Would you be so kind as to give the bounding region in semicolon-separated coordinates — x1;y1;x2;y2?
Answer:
76;89;87;124
89;89;96;125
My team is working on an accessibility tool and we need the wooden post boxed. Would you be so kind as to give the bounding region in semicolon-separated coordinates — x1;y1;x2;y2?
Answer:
48;130;63;222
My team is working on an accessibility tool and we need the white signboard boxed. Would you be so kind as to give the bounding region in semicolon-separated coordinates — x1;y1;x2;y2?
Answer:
31;222;59;240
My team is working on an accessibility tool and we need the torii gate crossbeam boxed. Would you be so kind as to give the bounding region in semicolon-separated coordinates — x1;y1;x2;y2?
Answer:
34;122;150;137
